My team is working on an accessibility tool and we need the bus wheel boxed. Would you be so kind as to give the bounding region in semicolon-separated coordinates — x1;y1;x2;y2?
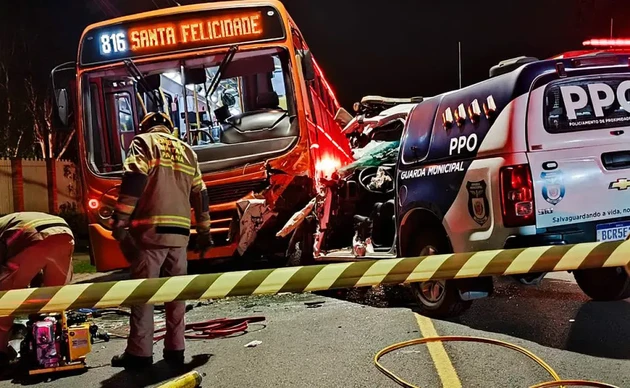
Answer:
409;245;472;318
285;220;314;267
574;267;630;301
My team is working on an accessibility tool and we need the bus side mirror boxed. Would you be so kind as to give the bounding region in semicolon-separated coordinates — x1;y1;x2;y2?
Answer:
55;89;70;127
50;62;76;130
184;67;207;85
300;50;316;82
145;74;162;91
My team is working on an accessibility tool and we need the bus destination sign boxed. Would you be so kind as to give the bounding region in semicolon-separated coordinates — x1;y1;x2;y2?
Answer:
80;5;285;66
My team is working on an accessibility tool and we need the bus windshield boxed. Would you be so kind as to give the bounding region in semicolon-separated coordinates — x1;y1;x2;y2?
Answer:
82;46;295;175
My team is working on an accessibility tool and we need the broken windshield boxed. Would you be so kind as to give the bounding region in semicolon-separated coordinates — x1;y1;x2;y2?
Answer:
81;47;295;176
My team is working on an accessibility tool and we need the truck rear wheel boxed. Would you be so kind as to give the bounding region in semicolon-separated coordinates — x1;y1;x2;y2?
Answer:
574;267;630;301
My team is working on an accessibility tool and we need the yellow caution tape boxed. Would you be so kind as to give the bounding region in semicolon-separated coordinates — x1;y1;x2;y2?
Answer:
0;240;629;317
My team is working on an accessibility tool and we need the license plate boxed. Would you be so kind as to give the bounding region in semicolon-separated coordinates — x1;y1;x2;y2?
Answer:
596;221;630;242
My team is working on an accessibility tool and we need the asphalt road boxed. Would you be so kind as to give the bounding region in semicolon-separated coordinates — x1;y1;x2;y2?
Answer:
1;271;629;388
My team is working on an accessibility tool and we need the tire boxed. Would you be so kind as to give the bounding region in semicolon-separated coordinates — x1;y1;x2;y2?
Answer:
407;230;472;318
285;219;315;267
574;267;630;301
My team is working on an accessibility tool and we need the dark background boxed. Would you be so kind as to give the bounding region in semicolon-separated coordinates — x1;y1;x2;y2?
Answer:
0;0;629;109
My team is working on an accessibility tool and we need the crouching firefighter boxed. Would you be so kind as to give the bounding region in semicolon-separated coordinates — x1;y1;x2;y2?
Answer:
0;212;74;368
110;112;213;370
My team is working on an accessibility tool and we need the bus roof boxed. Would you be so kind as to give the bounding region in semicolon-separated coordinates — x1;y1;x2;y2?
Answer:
81;0;287;36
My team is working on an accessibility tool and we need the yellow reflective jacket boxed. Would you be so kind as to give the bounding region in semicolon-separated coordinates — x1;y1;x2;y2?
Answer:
0;212;73;262
114;125;210;248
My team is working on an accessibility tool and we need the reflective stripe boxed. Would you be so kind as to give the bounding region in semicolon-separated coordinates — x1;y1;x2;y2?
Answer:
148;159;196;176
22;218;67;230
132;215;191;228
5;218;70;246
35;223;70;233
124;154;150;174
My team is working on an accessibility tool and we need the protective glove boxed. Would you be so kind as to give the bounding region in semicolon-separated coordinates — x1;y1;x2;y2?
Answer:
110;212;130;241
109;214;138;262
196;232;214;259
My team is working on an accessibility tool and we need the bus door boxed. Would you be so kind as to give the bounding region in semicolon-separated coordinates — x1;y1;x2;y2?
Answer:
104;84;139;166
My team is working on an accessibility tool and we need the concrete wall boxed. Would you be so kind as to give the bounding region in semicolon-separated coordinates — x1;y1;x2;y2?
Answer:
21;159;49;212
0;158;81;215
56;162;81;210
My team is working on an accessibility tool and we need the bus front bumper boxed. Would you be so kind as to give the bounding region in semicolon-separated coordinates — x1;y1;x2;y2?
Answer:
88;224;239;272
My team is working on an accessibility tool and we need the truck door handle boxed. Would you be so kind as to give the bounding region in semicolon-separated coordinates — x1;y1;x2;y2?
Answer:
601;150;630;170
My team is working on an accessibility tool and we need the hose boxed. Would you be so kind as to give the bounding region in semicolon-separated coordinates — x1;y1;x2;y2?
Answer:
153;316;266;341
374;336;619;388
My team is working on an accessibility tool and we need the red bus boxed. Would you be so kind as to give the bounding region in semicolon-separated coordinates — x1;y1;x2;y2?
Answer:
51;0;352;271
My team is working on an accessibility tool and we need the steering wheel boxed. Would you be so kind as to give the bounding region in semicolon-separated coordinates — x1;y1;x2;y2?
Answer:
358;166;395;194
200;125;216;144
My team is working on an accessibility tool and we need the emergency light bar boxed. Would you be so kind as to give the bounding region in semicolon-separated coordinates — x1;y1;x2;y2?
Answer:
583;38;630;47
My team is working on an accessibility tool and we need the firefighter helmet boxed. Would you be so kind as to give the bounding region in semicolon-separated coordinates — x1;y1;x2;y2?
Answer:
139;111;174;133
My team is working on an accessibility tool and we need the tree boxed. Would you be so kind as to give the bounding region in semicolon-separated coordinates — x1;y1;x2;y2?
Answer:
0;34;23;157
0;26;77;161
24;78;76;160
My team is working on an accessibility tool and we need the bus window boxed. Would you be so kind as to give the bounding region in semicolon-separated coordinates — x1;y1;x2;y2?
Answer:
82;48;298;175
87;83;106;172
272;56;288;110
104;91;136;164
116;94;135;134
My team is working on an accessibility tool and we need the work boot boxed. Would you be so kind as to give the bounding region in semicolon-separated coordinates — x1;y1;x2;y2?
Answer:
163;349;185;366
111;352;153;370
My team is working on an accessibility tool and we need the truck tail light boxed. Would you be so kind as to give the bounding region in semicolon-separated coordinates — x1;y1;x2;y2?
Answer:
500;164;535;227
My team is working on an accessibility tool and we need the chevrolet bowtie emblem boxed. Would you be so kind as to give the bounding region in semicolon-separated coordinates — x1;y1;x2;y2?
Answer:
609;178;630;190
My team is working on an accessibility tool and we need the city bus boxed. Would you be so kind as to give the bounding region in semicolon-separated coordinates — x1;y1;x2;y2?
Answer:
51;0;352;271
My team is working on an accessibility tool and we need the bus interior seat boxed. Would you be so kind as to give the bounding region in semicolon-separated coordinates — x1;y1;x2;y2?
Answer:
256;91;281;110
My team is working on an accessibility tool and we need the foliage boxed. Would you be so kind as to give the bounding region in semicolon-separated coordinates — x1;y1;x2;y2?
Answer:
73;259;96;274
58;201;89;241
0;28;77;161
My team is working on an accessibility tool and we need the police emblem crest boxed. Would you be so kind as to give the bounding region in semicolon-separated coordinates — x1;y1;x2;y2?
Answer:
541;171;565;205
466;180;490;226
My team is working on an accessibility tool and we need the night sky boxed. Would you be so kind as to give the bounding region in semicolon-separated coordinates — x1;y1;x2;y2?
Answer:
2;0;630;109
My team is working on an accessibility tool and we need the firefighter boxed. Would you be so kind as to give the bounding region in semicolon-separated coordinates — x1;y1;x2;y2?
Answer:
0;212;74;367
110;111;213;370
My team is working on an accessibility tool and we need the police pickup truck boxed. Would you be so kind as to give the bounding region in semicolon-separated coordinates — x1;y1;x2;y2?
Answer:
282;48;630;318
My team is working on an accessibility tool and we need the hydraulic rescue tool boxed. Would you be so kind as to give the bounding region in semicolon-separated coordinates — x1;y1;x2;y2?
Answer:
19;311;109;375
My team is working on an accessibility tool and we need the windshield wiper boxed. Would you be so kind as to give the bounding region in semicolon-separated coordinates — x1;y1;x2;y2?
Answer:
123;59;164;113
205;45;239;103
